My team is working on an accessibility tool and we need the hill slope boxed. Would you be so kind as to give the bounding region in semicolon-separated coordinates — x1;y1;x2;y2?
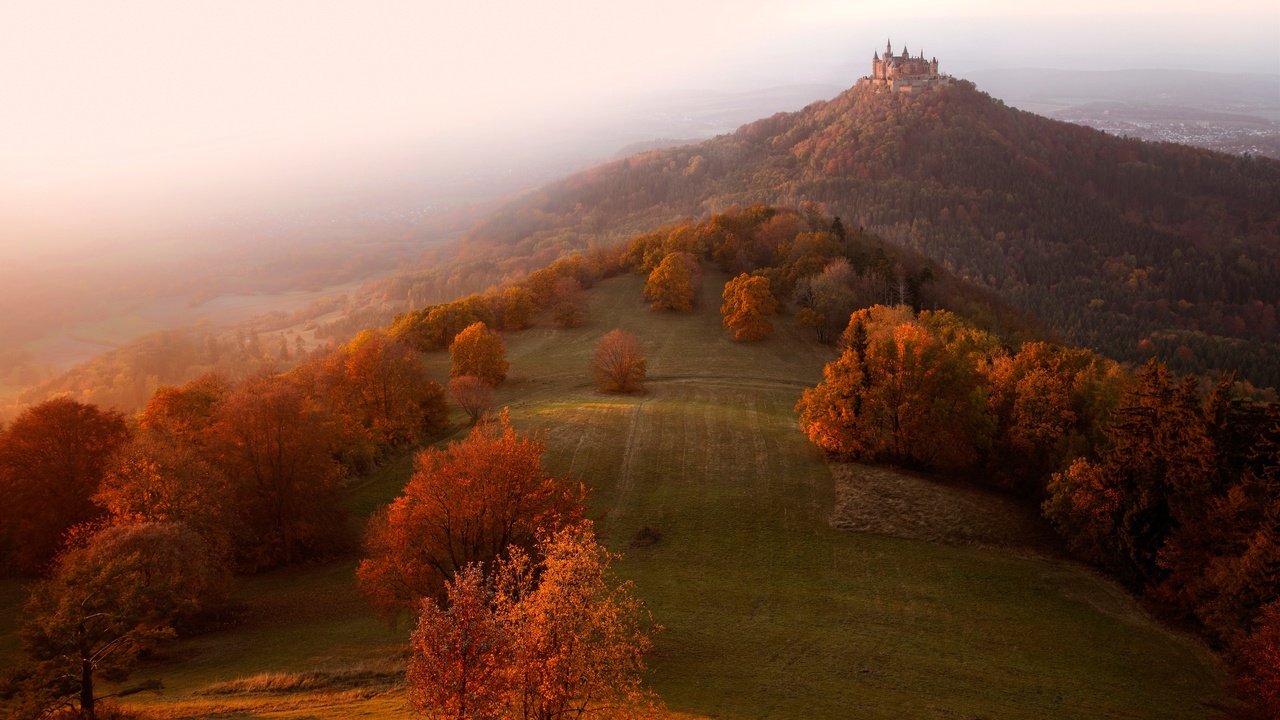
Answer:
23;273;1231;719
462;79;1280;386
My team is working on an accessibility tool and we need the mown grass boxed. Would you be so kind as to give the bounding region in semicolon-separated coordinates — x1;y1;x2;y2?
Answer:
4;272;1233;718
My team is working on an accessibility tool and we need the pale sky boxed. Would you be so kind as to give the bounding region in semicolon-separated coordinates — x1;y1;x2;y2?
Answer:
1;0;1277;253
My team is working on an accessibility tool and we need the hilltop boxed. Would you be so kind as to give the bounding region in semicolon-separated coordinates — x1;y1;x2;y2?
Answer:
459;79;1280;386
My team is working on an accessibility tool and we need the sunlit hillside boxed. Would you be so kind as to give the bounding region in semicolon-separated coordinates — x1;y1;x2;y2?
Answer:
0;273;1229;719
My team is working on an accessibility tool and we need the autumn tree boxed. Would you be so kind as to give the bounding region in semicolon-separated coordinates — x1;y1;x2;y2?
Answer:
643;252;699;312
16;523;227;720
449;375;494;425
408;565;510;720
551;277;588;329
408;523;656;720
1042;361;1216;588
793;260;858;343
796;306;994;471
501;286;535;330
326;330;448;447
0;398;129;574
592;330;646;393
450;322;509;386
720;274;778;341
96;433;235;559
357;411;584;618
1237;600;1280;717
391;297;495;353
139;373;228;448
211;373;347;570
984;342;1124;495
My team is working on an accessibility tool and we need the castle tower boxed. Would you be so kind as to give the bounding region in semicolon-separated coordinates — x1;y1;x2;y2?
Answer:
865;41;944;92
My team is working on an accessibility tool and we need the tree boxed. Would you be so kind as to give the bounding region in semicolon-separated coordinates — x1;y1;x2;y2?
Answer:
330;330;447;447
450;322;509;386
357;412;584;618
720;274;778;341
797;307;994;471
96;433;235;559
984;342;1124;495
210;374;347;570
139;373;227;448
551;277;588;329
408;565;510;720
17;523;227;720
407;523;657;720
1042;361;1215;588
643;252;699;312
501;286;535;331
1237;600;1280;717
592;330;646;393
449;375;495;425
0;399;129;574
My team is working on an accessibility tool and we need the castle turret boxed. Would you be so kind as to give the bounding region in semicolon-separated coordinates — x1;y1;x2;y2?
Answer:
865;41;944;93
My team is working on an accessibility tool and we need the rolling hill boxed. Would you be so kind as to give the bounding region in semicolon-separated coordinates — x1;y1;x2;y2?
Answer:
457;78;1280;387
0;273;1232;719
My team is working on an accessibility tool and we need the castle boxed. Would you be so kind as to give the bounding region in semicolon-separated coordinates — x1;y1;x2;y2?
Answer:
868;40;943;93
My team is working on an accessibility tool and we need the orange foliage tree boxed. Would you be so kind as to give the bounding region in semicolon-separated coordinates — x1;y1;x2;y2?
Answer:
325;330;448;447
450;321;509;385
210;374;347;570
357;411;584;618
796;306;994;471
643;252;699;312
408;523;657;720
1042;361;1215;588
139;373;228;448
96;433;235;559
0;398;129;574
592;330;646;393
720;273;778;341
984;342;1124;494
448;375;494;425
408;564;510;719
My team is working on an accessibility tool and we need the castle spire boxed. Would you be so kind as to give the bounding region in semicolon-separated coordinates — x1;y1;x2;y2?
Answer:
886;38;892;56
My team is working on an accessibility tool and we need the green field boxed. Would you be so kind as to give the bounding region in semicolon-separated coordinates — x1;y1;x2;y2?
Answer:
2;272;1232;719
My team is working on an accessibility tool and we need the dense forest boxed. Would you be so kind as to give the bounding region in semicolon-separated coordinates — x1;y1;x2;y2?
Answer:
450;80;1280;388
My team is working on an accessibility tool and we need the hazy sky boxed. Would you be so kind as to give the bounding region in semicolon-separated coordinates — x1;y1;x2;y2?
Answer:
2;0;1277;253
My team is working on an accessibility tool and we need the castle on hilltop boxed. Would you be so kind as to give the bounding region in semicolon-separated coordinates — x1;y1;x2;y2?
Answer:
868;40;944;93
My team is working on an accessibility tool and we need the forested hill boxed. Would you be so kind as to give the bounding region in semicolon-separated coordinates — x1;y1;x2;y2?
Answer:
462;79;1280;387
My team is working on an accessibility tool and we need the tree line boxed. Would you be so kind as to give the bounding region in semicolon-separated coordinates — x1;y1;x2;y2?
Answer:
796;304;1279;715
0;245;665;718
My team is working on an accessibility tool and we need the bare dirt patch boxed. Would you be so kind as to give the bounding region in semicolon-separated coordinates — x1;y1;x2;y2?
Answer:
830;463;1060;553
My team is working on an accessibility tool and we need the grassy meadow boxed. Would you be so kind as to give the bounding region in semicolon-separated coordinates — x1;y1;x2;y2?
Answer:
1;272;1233;719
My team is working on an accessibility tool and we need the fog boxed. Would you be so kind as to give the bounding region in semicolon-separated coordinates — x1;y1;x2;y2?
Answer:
2;0;1277;258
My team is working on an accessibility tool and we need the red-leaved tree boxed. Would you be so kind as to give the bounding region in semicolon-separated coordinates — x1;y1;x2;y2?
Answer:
357;411;584;618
